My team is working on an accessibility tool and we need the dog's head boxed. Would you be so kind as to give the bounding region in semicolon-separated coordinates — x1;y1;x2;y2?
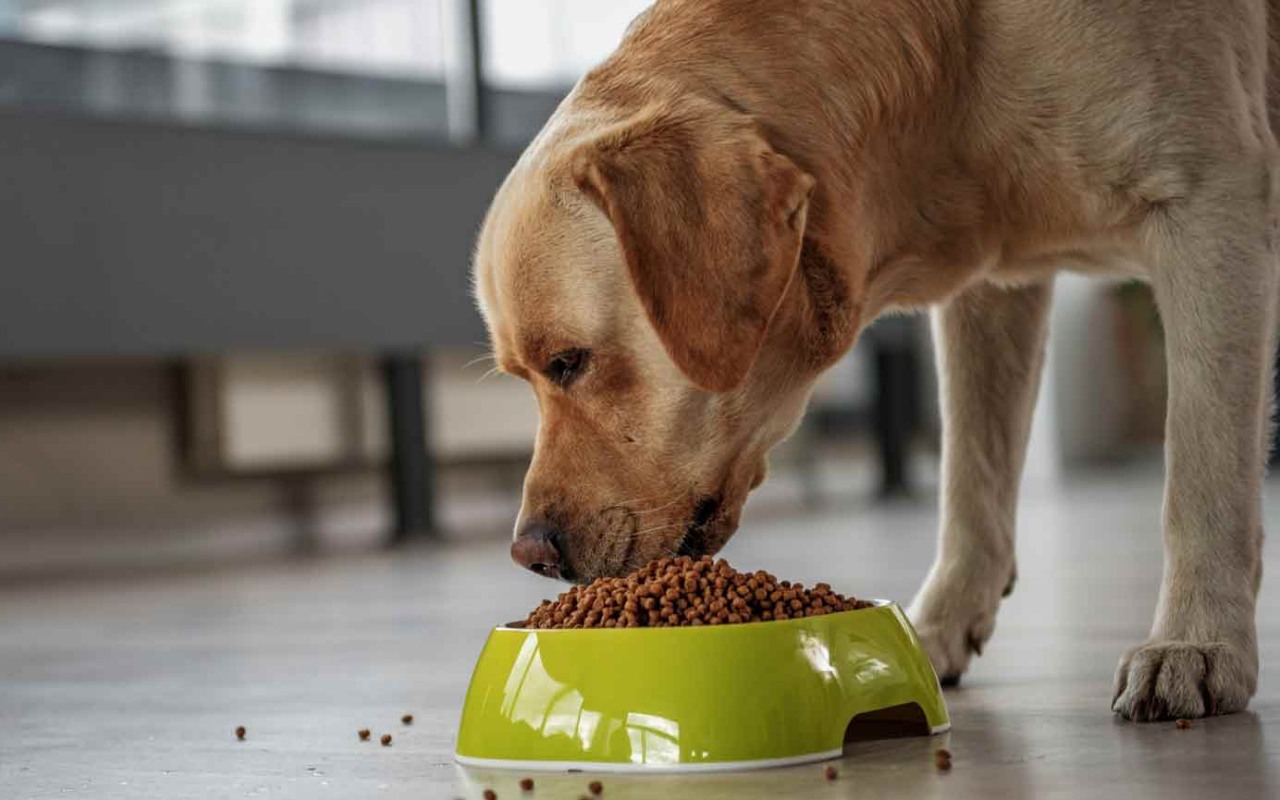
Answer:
474;101;854;582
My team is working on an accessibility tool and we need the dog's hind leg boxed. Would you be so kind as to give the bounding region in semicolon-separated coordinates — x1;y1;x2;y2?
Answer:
1111;165;1275;721
907;278;1053;685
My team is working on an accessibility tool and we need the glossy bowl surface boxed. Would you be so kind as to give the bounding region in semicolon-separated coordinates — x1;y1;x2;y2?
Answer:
455;601;948;772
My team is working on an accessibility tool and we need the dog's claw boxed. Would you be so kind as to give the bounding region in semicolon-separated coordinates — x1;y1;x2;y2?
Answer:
967;632;984;657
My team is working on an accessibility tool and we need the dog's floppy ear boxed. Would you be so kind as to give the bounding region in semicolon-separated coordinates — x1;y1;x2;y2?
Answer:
571;107;814;393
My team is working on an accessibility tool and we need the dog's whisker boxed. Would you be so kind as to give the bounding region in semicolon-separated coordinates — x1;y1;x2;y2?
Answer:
463;352;496;370
601;488;690;517
625;521;685;540
631;495;688;517
627;486;699;516
605;487;682;509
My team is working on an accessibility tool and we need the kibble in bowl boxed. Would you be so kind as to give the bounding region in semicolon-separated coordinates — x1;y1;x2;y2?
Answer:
523;556;871;629
457;556;950;772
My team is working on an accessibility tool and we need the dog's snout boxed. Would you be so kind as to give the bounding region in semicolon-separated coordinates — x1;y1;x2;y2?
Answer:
511;521;567;580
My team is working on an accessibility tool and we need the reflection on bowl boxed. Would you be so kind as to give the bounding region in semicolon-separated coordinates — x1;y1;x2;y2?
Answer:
455;601;948;772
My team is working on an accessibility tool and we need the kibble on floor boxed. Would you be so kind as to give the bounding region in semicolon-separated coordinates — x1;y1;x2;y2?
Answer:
380;734;392;746
824;765;839;780
523;556;870;629
358;729;370;741
234;726;245;741
401;714;413;725
519;777;534;791
588;780;604;795
935;748;953;771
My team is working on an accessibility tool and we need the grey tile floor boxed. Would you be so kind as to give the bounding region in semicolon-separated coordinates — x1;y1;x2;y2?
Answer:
2;469;1277;799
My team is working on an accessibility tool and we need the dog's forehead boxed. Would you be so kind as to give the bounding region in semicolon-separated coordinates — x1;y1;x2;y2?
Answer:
479;177;625;368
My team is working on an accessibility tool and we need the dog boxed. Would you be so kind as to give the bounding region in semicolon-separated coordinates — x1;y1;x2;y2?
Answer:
472;0;1277;721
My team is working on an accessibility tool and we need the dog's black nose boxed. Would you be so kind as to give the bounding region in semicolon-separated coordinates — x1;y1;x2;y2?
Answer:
511;521;566;579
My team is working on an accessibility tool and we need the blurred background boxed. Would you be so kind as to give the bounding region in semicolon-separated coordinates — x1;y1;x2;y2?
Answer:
0;0;1176;580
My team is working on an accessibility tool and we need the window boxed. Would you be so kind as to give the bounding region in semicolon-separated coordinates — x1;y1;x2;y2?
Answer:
480;0;650;89
3;0;447;78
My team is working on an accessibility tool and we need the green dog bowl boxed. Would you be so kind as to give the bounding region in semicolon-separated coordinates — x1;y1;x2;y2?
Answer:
455;601;948;772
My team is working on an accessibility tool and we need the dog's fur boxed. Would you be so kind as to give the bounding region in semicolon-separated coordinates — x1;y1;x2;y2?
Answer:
473;0;1279;721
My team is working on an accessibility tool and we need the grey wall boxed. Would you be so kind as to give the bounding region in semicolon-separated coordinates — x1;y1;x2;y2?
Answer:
0;110;521;356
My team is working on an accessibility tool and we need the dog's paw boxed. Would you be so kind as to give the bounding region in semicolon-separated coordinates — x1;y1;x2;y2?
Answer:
908;598;996;686
906;559;1011;686
1111;640;1257;721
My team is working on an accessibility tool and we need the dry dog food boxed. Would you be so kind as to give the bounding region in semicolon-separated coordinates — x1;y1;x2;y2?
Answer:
519;777;535;792
358;728;371;741
824;765;839;781
1175;719;1192;730
483;790;497;800
380;734;392;746
401;714;414;725
934;748;952;771
523;556;871;629
588;781;604;795
235;726;246;741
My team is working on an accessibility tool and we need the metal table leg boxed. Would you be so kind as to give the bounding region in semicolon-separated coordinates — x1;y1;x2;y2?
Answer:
871;324;919;498
382;353;434;543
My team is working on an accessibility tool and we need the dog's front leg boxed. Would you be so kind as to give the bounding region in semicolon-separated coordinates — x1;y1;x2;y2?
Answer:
1111;180;1272;721
908;279;1053;684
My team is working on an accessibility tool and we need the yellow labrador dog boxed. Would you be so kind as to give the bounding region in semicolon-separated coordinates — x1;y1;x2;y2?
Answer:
473;0;1277;721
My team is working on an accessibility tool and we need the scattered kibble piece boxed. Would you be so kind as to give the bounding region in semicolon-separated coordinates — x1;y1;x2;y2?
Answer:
380;734;392;746
519;778;535;792
588;780;603;795
1176;719;1192;730
483;790;497;800
934;748;952;771
401;714;414;725
235;726;246;741
524;556;870;629
824;764;839;780
358;729;371;741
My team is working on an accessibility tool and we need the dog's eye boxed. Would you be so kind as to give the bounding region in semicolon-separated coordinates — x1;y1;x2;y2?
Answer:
545;348;589;388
